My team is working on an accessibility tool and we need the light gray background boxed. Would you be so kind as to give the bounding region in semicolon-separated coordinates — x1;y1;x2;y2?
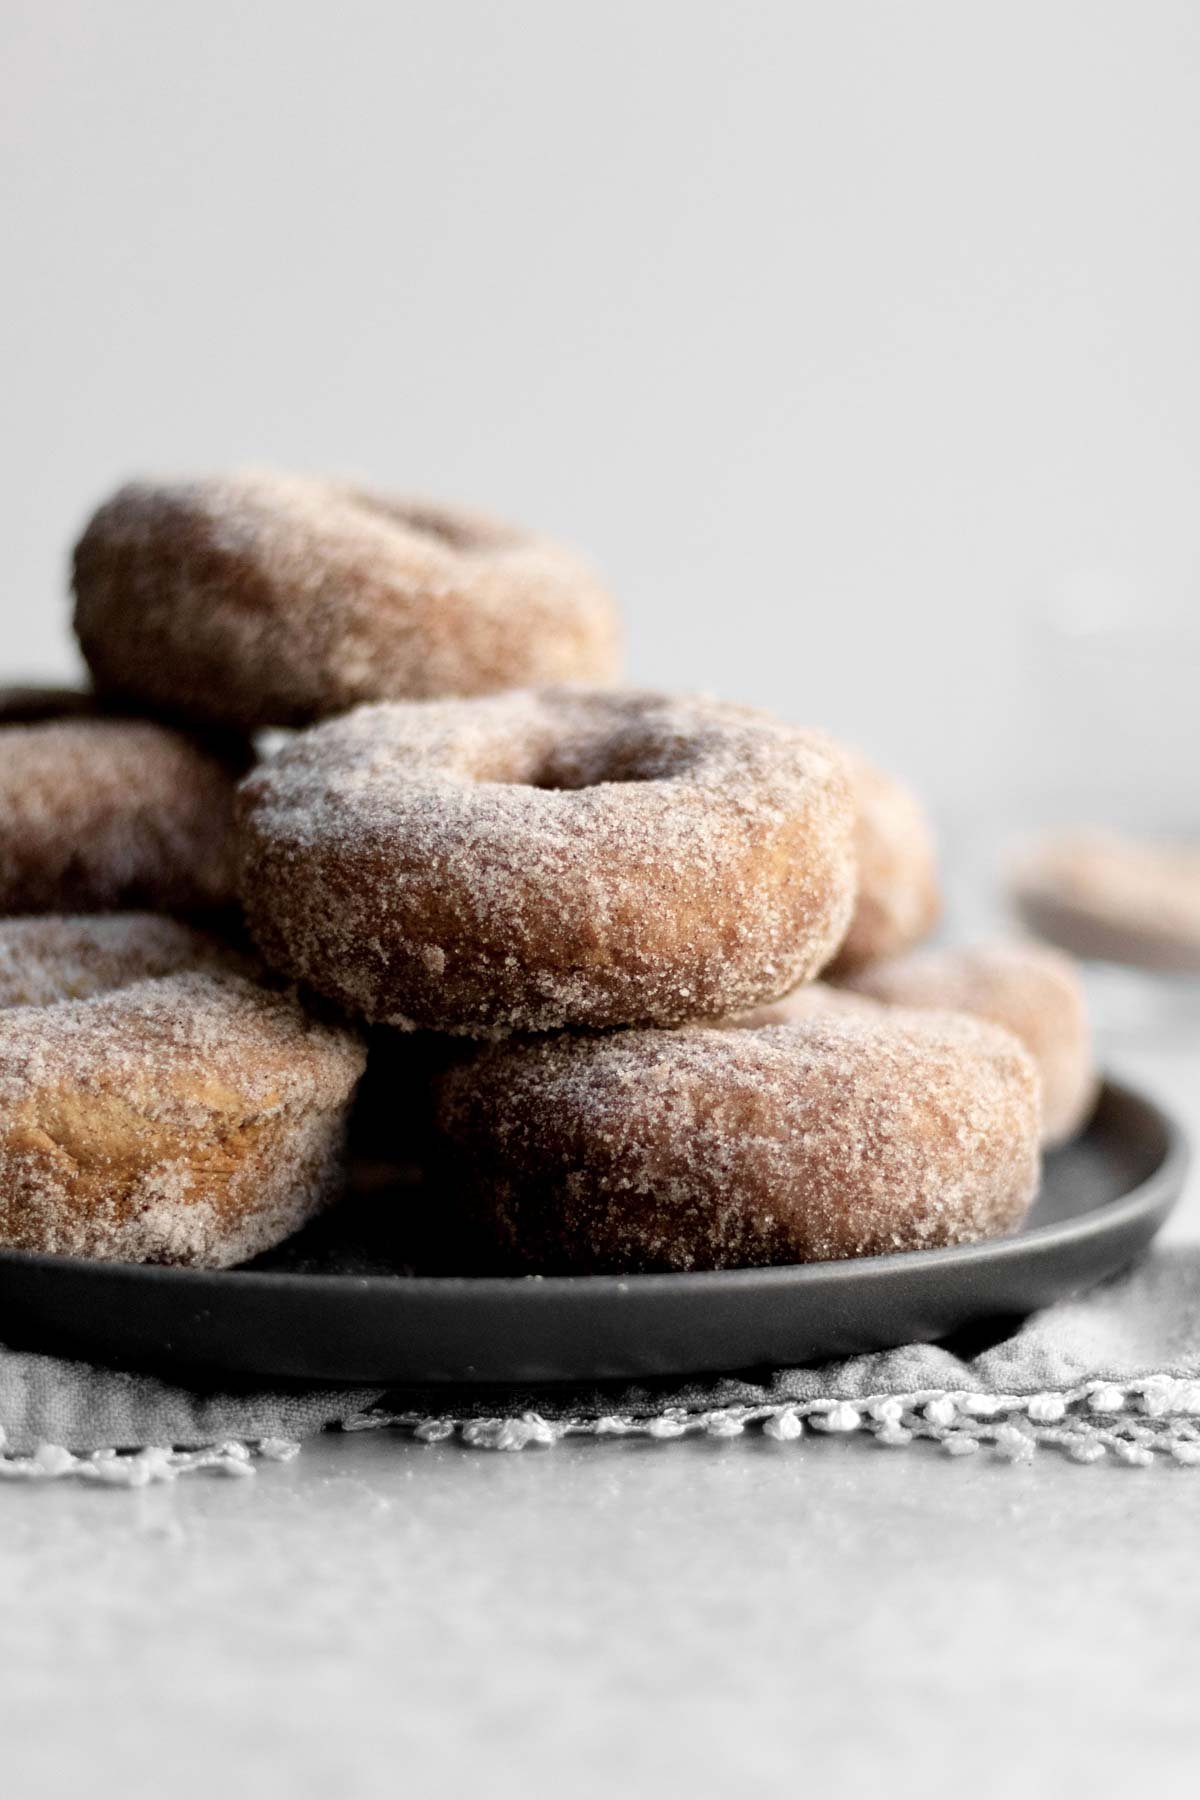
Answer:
4;1;1199;819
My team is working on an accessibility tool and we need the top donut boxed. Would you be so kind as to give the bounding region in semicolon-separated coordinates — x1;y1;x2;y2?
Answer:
72;473;622;730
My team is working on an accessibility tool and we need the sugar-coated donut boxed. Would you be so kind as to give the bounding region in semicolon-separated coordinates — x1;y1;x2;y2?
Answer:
825;750;940;976
73;474;622;730
0;970;365;1267
842;942;1096;1146
1010;830;1200;974
0;718;240;915
744;945;1096;1148
236;688;858;1035
0;913;246;1008
435;1012;1041;1272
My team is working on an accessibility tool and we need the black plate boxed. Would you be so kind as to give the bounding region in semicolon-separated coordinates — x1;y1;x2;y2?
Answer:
0;1079;1186;1387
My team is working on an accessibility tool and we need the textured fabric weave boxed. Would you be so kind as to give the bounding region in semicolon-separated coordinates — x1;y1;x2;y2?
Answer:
3;1249;1200;1470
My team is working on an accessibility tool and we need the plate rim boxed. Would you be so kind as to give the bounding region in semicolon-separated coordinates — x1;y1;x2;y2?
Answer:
0;1074;1186;1299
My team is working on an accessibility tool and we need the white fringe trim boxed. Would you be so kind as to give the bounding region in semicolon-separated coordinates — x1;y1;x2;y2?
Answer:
0;1430;301;1487
5;1377;1200;1481
341;1375;1200;1466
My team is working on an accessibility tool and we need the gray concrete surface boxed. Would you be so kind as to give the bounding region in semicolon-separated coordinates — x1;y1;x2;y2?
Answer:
6;1424;1200;1800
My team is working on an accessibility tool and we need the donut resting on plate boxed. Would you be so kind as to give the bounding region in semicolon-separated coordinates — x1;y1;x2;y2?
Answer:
842;941;1097;1147
0;920;365;1267
434;1011;1041;1273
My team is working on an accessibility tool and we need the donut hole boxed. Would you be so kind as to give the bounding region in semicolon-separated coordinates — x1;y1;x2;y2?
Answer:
495;728;691;792
527;769;653;792
528;749;661;792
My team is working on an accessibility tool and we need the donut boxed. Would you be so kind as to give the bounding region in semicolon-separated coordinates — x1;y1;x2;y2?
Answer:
236;688;858;1035
434;1012;1042;1273
0;969;365;1267
73;474;621;730
0;913;247;1008
0;718;240;915
841;942;1097;1146
825;750;940;976
1010;830;1200;974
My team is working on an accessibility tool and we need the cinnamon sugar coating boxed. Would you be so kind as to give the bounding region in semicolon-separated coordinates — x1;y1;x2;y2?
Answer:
843;941;1097;1147
0;971;365;1267
0;718;240;915
0;913;248;1008
1010;830;1200;973
826;750;941;976
435;1012;1042;1273
236;689;858;1035
73;474;622;730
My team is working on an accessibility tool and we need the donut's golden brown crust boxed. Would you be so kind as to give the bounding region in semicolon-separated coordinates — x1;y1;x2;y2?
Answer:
73;474;622;730
843;941;1097;1147
435;1013;1042;1273
236;689;858;1035
0;970;365;1267
0;719;240;915
826;751;941;976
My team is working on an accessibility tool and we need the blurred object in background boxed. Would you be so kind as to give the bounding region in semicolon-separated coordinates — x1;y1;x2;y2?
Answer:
1007;828;1200;1045
940;562;1200;1045
1000;568;1200;1041
1010;830;1200;974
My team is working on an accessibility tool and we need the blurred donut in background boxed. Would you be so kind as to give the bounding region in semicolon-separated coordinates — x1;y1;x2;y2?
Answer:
0;717;241;916
1010;830;1200;974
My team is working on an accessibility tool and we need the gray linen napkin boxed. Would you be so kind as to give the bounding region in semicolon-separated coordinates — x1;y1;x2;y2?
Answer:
4;1247;1200;1479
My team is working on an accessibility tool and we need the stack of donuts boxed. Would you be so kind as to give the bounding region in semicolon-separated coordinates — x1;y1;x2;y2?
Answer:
0;472;1098;1272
